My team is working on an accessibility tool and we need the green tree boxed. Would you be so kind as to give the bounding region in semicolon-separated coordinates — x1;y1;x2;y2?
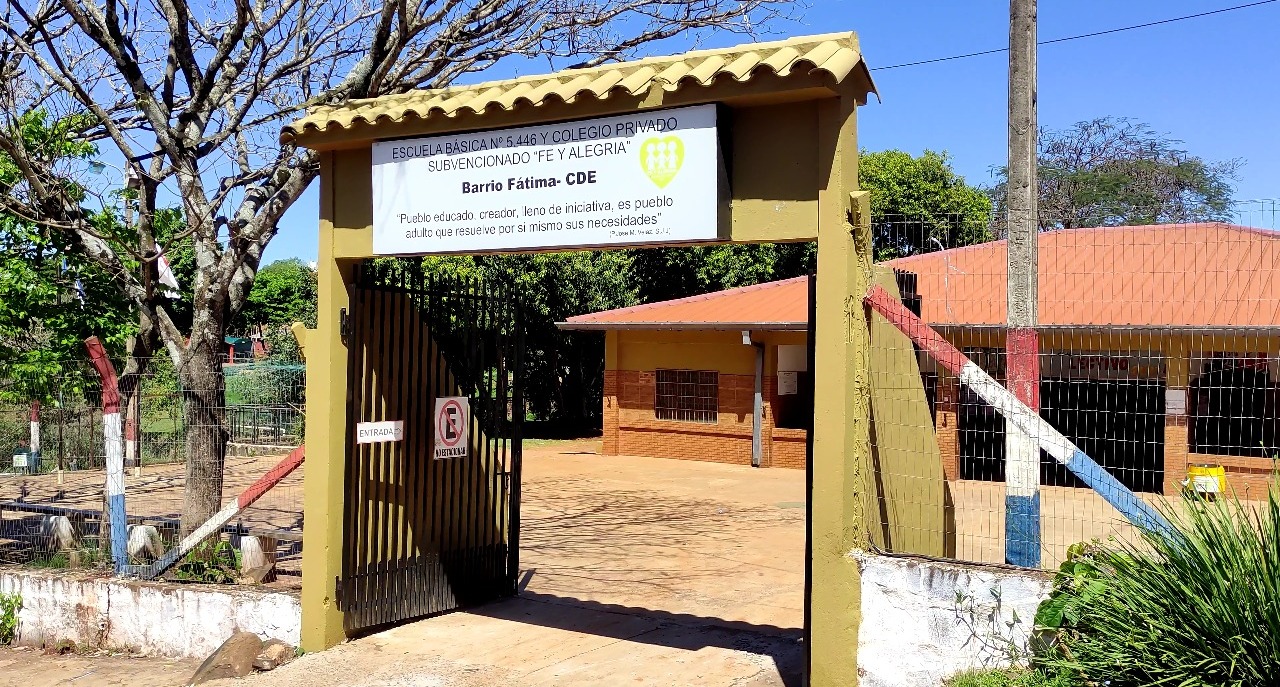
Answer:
418;251;636;428
0;111;135;401
231;258;317;332
990;117;1240;230
862;149;995;260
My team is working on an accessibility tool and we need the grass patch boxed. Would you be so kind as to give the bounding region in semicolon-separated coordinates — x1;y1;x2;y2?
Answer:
945;668;1071;687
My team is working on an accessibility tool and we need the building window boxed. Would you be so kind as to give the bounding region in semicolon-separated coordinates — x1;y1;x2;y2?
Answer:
655;369;718;423
1190;355;1277;457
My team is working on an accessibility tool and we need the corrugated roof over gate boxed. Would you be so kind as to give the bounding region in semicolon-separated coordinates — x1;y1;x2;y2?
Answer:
281;32;875;144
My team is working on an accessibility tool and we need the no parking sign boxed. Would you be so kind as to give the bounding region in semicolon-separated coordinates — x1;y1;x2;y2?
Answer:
433;396;470;459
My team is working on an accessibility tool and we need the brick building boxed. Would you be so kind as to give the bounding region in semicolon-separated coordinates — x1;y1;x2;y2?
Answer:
560;223;1279;494
560;278;813;469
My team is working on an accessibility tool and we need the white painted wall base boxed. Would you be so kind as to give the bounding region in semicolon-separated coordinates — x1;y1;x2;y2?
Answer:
0;569;300;658
855;552;1052;687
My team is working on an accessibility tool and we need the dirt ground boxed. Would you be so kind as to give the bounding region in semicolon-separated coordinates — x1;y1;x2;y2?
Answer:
0;452;304;535
2;439;1222;684
0;646;199;687
215;441;807;687
4;442;806;686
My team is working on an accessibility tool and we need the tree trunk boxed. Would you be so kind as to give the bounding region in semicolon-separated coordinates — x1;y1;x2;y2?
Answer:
178;341;229;536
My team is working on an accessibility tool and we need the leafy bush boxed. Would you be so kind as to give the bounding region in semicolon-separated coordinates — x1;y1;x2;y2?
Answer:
0;592;20;644
1034;490;1280;686
174;541;242;584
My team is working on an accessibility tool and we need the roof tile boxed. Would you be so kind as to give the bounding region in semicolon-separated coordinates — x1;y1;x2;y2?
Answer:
282;32;873;144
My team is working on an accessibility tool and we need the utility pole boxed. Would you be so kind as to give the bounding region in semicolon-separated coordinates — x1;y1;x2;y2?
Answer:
1005;0;1041;567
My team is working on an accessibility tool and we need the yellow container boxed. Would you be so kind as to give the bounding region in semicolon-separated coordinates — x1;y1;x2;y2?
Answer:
1184;463;1228;496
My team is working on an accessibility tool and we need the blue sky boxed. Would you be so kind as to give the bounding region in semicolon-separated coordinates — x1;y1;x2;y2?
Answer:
263;0;1280;263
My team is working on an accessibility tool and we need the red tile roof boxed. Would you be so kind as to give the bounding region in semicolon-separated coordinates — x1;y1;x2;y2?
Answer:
559;223;1280;331
560;276;809;330
888;223;1279;329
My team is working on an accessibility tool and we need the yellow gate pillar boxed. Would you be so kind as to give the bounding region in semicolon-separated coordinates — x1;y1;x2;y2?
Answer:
301;151;352;649
808;96;873;685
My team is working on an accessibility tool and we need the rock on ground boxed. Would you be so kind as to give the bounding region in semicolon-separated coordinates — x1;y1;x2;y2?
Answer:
253;639;295;671
189;631;263;685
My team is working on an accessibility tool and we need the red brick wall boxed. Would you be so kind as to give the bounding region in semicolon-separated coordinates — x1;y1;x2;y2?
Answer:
602;368;816;468
608;370;759;466
1164;414;1276;498
602;369;619;455
935;374;960;481
771;428;807;469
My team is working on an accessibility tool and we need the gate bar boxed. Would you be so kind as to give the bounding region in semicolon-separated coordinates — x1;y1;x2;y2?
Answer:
863;285;1174;539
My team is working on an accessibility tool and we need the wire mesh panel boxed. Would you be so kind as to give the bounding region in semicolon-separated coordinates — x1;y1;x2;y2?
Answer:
865;204;1280;569
339;260;523;633
0;353;307;576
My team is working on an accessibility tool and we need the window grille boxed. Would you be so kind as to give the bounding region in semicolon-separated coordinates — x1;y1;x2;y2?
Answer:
655;369;718;423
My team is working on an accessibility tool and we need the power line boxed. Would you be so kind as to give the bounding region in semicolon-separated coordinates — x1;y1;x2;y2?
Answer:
873;0;1278;70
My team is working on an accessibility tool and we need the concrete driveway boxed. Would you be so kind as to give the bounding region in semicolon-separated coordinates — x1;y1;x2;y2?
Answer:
225;441;807;687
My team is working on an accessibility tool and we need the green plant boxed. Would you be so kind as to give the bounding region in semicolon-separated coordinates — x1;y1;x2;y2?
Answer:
0;592;21;644
173;540;242;584
945;667;1072;687
955;586;1032;666
1031;540;1108;656
1035;490;1280;686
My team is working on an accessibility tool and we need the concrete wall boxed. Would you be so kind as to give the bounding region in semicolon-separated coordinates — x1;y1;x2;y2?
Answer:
0;569;300;658
856;552;1051;687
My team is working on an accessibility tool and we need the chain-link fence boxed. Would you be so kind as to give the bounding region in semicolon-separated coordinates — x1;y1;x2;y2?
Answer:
0;354;305;583
867;200;1279;569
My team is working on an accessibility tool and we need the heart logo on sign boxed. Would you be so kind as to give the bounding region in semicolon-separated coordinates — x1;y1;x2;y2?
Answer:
640;136;684;188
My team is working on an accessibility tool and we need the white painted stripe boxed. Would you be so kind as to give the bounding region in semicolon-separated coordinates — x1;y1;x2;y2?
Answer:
104;413;125;497
30;421;40;455
103;412;128;571
958;362;1079;464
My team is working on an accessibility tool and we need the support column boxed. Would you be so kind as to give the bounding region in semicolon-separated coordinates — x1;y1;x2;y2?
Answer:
301;151;351;650
1163;352;1191;496
807;92;873;687
1005;0;1041;568
935;373;960;482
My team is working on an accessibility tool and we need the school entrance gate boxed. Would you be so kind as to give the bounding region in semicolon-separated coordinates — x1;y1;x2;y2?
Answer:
289;33;951;686
338;260;524;632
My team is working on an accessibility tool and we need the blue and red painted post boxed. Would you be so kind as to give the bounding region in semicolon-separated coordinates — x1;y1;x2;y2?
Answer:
85;337;128;573
1004;328;1041;567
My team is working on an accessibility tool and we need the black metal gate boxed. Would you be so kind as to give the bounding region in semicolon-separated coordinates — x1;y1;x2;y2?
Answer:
339;260;523;634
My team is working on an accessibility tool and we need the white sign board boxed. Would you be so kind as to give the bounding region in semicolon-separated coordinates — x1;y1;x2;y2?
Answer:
433;396;470;460
777;371;799;396
356;420;404;444
777;345;808;373
1165;389;1188;416
372;105;721;254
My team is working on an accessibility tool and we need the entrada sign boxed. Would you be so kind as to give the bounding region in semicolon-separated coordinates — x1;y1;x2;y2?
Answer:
356;420;404;444
372;105;720;254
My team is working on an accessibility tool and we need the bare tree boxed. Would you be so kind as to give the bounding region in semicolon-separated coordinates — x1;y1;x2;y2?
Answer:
990;117;1241;233
0;0;787;533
